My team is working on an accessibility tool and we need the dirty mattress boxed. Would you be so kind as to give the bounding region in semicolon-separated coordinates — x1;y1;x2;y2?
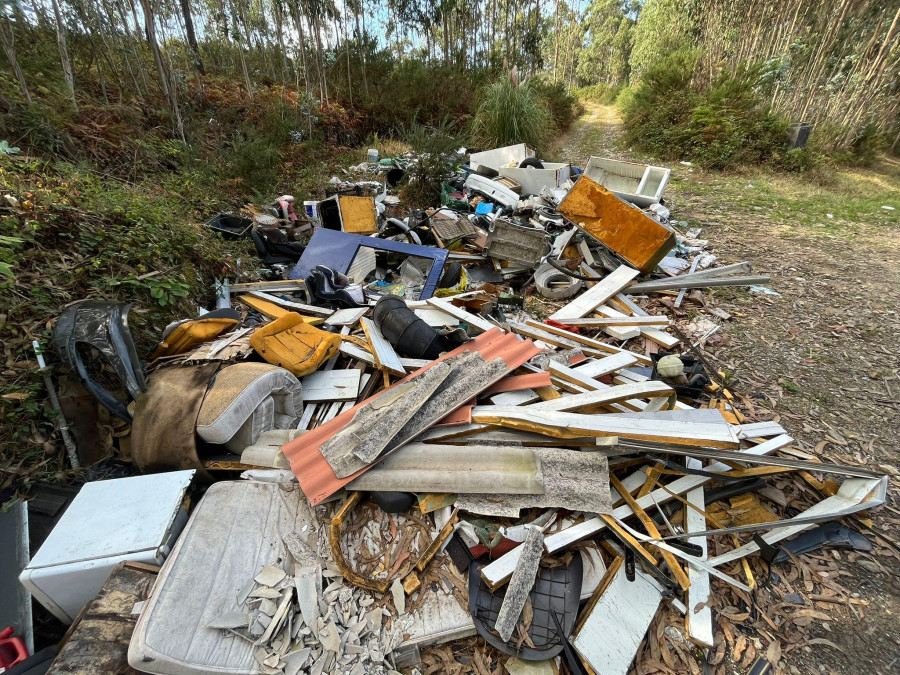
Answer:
128;481;315;675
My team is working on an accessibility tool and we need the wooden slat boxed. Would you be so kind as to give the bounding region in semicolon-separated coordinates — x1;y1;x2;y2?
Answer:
548;265;640;320
520;381;675;413
301;369;362;402
554;316;670;327
471;407;739;448
359;318;406;376
685;457;714;647
425;297;497;333
246;290;332;315
519;319;653;365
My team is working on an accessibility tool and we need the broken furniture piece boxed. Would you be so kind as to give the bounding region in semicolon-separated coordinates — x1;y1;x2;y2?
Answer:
195;362;303;453
46;561;159;674
583;156;670;208
558;175;676;275
20;471;194;624
317;194;377;234
289;228;449;300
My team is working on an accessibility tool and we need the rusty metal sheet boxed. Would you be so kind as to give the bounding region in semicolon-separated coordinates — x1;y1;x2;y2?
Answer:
283;329;540;505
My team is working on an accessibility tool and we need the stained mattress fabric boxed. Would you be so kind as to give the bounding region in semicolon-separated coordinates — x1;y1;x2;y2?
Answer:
128;481;316;674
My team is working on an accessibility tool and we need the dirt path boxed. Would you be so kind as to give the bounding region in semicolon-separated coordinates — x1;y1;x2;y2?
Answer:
554;103;900;674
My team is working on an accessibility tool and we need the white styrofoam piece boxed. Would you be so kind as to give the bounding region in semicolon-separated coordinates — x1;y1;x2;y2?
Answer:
20;470;194;623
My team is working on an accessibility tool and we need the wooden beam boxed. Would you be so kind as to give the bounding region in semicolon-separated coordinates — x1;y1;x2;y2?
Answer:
548;265;640;320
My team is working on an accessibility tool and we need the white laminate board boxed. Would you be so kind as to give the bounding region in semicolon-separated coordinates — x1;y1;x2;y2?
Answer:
301;369;362;402
548;266;639;320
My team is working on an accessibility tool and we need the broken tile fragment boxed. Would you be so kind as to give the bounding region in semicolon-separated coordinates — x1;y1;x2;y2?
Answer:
390;578;405;615
255;565;287;587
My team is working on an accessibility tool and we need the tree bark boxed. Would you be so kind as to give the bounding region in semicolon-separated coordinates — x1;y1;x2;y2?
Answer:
50;0;77;108
179;0;206;74
0;16;32;104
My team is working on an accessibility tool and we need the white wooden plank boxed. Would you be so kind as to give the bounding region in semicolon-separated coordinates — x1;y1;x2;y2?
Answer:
570;353;638;378
247;290;331;315
300;369;361;402
603;296;680;347
590;305;641;339
571;561;661;675
324;307;368;326
489;389;540;406
685;457;713;647
413;308;460;327
425;297;497;333
735;421;786;439
360;317;406;376
518;320;653;365
548;265;640;320
519;381;674;413
471;407;738;447
555;316;669;327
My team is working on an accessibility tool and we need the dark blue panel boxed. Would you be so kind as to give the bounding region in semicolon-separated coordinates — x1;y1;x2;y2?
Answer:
289;228;449;300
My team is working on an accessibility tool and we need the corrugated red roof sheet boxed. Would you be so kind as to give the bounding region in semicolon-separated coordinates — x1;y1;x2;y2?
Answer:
283;328;540;505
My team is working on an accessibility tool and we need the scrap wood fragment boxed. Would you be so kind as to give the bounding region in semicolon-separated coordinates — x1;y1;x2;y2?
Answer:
481;435;794;589
470;407;739;448
425;296;498;333
571;556;663;675
547;264;640;321
684;458;713;648
609;474;690;591
360;316;406;376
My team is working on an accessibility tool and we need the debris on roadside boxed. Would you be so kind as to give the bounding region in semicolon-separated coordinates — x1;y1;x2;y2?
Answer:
10;144;894;675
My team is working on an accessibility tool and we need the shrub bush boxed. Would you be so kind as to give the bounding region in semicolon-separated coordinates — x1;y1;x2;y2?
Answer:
470;72;552;149
621;50;795;170
574;83;624;104
530;77;581;133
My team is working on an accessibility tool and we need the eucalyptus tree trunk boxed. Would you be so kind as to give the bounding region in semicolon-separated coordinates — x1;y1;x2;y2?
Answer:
353;3;368;97
180;0;206;74
0;15;32;103
50;0;76;108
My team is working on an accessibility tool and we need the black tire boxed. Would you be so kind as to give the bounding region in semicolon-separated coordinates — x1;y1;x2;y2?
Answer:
518;157;544;169
438;262;463;288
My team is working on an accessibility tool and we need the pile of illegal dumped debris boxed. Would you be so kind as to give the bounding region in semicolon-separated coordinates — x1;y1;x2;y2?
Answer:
6;144;896;675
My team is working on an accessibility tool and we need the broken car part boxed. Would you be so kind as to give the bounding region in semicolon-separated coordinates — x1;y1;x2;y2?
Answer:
51;300;146;422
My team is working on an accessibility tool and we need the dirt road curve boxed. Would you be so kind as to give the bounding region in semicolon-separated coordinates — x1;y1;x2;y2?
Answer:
552;102;900;674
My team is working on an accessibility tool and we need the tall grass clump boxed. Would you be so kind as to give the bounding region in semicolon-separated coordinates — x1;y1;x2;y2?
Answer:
471;70;551;149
